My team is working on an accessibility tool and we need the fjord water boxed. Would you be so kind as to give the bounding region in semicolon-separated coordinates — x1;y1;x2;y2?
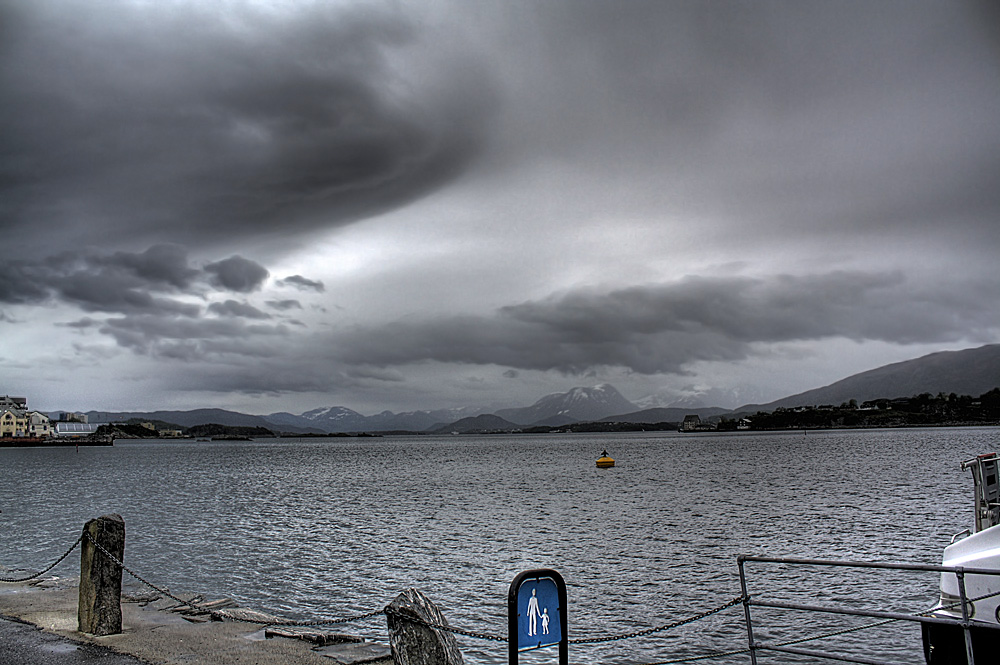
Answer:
2;427;997;664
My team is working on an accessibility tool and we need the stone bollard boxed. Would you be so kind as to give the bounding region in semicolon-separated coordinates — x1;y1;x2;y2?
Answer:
386;588;464;665
78;514;125;636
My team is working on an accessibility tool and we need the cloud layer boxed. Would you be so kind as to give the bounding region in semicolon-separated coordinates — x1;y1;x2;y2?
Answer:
1;0;495;255
7;243;994;403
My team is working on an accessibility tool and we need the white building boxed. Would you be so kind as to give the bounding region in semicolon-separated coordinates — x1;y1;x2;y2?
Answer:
28;412;53;438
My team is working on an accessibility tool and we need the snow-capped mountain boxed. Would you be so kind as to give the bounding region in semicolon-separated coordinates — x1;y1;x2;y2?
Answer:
495;384;637;426
634;384;769;410
266;405;487;433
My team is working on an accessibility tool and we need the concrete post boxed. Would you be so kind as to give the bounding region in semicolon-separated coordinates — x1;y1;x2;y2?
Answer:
78;514;125;636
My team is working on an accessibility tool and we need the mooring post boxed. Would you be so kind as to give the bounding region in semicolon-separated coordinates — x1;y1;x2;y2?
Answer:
386;588;464;665
78;514;125;636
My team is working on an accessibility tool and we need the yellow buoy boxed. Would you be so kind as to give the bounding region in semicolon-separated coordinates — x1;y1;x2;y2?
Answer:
596;449;615;468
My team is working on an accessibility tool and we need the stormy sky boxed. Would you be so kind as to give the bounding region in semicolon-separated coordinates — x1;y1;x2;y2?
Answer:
2;0;999;415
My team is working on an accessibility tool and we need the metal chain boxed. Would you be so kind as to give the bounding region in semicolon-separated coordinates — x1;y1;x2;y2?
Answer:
83;531;386;627
251;608;387;627
84;531;214;616
0;533;83;583
569;595;747;644
383;606;508;642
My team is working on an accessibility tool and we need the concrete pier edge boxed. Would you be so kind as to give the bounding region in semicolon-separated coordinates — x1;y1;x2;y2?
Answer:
0;578;394;665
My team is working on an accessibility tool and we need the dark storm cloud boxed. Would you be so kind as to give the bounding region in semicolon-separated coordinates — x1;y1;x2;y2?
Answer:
54;272;202;316
204;256;270;293
329;272;1000;375
0;0;495;254
0;263;48;304
0;246;276;317
278;275;325;293
0;247;203;315
99;245;199;290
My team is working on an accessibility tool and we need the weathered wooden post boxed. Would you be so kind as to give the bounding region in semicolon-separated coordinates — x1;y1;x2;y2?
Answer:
386;588;464;665
78;514;125;636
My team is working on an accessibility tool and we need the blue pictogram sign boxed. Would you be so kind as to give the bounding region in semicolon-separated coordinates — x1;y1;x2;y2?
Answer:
516;577;562;650
508;569;567;665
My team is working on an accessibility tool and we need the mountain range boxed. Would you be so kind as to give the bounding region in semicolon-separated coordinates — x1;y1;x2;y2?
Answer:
83;344;1000;433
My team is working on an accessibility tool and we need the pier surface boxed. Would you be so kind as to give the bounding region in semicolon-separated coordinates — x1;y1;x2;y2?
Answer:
0;578;392;665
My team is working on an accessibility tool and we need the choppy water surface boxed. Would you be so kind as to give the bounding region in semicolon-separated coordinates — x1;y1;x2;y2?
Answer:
2;428;997;664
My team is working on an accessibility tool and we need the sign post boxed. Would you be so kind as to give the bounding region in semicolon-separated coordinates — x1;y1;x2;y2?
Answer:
508;569;568;665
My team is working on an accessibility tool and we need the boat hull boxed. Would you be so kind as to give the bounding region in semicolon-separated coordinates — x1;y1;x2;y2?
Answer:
921;619;1000;664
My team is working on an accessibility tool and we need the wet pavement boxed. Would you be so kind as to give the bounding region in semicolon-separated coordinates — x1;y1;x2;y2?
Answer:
0;615;149;664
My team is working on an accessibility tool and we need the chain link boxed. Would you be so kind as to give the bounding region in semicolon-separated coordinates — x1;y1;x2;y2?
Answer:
384;607;508;642
250;608;387;627
84;531;214;615
569;595;747;644
0;533;83;583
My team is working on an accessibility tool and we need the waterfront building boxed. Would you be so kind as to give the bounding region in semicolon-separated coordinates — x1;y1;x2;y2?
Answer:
1;407;28;438
0;395;55;439
54;422;101;438
28;412;53;438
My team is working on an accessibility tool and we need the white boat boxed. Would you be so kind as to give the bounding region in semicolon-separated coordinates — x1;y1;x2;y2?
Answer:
922;452;1000;664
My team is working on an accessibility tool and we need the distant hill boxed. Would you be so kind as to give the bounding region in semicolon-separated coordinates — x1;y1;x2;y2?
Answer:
85;408;306;432
431;414;520;434
602;406;729;424
495;384;637;425
738;344;1000;412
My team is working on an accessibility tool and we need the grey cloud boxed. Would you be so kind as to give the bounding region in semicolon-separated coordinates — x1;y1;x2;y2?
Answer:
1;246;281;314
344;367;406;383
100;315;288;358
0;263;48;304
53;271;202;316
208;300;271;319
204;256;269;293
329;272;1000;375
58;318;100;330
278;275;325;292
73;271;997;400
100;245;199;290
1;0;495;255
1;246;200;312
266;299;302;311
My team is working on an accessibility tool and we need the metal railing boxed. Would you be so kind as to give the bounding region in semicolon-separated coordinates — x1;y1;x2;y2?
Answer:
738;555;1000;665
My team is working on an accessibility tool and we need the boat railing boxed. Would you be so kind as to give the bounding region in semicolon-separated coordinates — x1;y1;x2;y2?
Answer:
737;554;1000;665
950;528;972;544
